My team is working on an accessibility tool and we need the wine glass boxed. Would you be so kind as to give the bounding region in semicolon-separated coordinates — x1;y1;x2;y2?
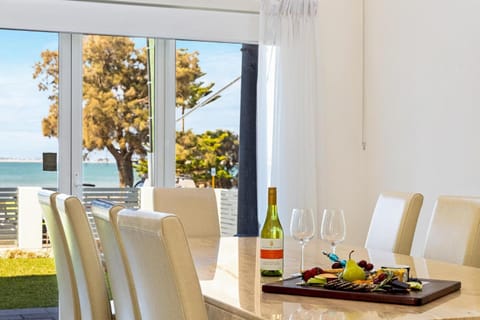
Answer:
290;208;315;272
320;208;346;254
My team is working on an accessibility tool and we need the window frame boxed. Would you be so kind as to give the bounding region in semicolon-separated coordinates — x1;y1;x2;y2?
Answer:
1;0;258;192
0;0;259;44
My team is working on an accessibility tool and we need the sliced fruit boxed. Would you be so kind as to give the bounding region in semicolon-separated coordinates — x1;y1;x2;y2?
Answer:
321;268;344;274
307;275;327;285
407;281;423;290
319;273;339;281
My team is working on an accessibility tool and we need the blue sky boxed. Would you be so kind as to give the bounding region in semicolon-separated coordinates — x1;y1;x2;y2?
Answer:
0;30;242;160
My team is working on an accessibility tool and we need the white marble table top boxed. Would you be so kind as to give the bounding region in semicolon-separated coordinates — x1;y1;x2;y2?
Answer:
188;236;480;320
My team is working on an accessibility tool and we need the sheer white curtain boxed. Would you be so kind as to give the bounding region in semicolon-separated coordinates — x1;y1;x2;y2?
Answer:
257;0;321;230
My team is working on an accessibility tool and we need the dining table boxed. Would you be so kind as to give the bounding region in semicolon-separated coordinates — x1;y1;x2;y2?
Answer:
187;236;480;320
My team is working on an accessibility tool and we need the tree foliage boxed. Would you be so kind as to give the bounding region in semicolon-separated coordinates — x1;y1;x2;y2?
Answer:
33;35;215;187
176;129;239;188
33;50;59;137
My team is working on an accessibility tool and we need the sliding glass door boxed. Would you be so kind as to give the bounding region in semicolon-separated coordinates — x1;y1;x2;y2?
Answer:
1;28;253;240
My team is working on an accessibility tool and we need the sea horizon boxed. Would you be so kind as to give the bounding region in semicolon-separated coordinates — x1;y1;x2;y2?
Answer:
0;161;123;188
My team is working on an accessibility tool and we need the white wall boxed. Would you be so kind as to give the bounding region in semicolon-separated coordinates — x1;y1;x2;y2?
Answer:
364;0;480;255
316;0;367;246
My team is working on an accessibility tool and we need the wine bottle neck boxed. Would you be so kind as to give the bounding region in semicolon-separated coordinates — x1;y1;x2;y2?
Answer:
266;204;279;220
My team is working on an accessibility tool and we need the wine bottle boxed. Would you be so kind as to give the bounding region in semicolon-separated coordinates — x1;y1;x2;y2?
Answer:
260;187;284;276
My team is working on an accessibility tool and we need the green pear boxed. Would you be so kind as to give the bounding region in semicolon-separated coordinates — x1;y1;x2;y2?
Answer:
342;250;366;282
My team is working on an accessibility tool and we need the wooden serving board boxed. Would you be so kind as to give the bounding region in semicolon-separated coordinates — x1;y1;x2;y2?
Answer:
262;277;461;306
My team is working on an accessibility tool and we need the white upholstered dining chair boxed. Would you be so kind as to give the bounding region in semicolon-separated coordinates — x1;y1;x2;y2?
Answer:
91;199;141;320
365;191;424;255
424;196;480;267
117;208;208;320
38;189;81;320
55;194;113;320
142;187;220;237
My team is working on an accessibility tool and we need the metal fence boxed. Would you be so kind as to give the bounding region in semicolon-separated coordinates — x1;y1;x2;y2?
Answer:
82;187;140;211
82;187;140;242
0;188;18;246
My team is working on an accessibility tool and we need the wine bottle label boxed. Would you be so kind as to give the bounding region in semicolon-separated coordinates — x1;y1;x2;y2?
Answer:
260;238;284;270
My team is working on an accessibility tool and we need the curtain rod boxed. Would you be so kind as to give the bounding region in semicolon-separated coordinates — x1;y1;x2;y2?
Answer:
67;0;260;15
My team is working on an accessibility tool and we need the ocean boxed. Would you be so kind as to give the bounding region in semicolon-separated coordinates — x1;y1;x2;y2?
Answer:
0;161;121;188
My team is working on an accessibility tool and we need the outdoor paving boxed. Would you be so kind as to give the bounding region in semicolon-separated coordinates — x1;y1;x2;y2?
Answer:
0;307;58;320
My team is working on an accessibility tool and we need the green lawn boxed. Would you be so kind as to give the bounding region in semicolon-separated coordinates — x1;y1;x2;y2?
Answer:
0;257;58;309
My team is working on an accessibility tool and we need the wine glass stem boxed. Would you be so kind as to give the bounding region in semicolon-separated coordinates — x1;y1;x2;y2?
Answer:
331;243;336;254
300;242;305;272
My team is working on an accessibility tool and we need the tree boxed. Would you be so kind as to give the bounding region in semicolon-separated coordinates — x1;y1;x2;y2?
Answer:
33;36;214;187
176;129;239;188
82;36;149;187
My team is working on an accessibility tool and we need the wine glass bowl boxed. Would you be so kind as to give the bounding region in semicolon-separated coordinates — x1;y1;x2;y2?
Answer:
320;208;346;254
290;208;315;272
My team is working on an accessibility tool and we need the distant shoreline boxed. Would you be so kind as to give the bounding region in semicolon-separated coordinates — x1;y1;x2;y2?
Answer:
0;159;114;164
0;159;42;163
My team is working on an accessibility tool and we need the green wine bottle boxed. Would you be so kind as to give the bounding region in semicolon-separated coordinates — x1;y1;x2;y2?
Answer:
260;187;284;276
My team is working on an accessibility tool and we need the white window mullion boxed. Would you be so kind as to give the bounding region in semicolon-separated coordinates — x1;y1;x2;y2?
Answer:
150;38;176;187
58;33;83;197
164;39;176;187
71;34;83;198
58;33;72;194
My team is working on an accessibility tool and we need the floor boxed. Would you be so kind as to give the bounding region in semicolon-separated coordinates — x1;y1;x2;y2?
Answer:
0;307;58;320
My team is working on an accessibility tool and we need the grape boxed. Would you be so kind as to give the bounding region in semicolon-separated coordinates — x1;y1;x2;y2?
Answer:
331;262;342;269
365;263;374;271
357;260;367;268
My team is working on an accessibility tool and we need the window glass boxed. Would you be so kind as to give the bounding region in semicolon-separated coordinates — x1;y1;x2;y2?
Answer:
81;35;149;189
0;29;59;188
175;41;241;190
0;29;60;246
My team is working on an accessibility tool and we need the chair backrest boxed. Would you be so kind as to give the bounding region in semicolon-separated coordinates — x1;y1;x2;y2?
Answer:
91;200;141;320
365;191;424;255
117;208;208;320
152;187;220;237
37;189;81;320
424;196;480;267
55;194;112;320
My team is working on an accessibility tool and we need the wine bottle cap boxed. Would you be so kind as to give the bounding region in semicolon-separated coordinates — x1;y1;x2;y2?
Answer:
268;187;276;204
